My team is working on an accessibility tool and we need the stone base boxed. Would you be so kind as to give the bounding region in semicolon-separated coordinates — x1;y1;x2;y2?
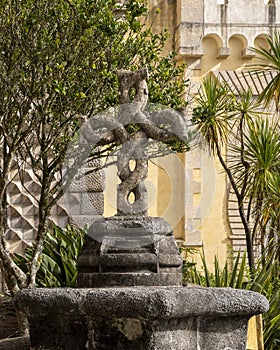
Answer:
16;286;269;350
77;216;183;287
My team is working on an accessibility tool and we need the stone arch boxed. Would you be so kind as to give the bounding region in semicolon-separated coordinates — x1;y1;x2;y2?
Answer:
254;34;270;50
202;33;223;57
266;0;276;24
228;34;248;57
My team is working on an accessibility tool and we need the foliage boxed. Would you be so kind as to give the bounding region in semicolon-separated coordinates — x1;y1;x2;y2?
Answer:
190;34;280;347
233;117;280;196
0;0;189;295
191;71;280;273
264;283;280;350
14;225;85;287
192;76;235;154
230;116;280;251
182;248;280;350
250;32;280;109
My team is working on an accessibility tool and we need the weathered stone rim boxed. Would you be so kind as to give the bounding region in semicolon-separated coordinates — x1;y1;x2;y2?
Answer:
16;285;269;320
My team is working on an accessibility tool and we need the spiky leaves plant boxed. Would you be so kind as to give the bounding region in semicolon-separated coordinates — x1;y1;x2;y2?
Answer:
183;250;280;350
242;118;280;195
229;117;280;254
15;225;85;287
250;32;280;110
192;77;266;272
192;75;235;155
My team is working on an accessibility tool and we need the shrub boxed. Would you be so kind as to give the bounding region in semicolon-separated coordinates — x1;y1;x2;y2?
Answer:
15;225;84;287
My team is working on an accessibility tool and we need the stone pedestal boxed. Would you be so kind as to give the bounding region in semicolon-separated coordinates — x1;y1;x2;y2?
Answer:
16;286;269;350
77;216;183;288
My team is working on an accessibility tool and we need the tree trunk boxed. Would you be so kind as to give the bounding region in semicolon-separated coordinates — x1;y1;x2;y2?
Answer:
215;143;255;273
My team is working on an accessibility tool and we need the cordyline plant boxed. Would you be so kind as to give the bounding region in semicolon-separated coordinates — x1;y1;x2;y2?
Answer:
250;32;280;110
0;0;189;333
191;33;280;275
192;73;280;274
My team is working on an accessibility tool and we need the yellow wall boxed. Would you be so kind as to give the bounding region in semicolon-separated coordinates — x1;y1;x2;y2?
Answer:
247;315;264;350
199;158;231;267
104;1;272;272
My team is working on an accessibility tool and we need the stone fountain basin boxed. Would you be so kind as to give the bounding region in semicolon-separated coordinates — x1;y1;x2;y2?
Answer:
16;285;269;350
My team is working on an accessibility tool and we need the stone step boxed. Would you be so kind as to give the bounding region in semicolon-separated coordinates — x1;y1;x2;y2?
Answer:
101;236;156;252
78;271;182;287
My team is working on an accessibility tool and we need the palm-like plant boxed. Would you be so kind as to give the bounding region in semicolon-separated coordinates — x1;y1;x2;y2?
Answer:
261;170;280;258
229;117;280;254
233;117;280;196
229;89;265;193
250;32;280;109
15;225;85;287
192;77;266;272
192;75;235;154
266;172;280;237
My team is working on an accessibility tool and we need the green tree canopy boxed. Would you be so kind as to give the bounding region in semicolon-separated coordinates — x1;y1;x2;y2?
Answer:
0;0;188;299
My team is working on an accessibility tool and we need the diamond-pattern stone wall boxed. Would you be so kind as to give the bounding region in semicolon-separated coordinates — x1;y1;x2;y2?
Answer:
67;159;105;228
6;159;104;254
6;168;68;254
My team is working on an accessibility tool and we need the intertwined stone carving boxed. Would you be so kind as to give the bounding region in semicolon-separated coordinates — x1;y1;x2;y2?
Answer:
76;68;190;287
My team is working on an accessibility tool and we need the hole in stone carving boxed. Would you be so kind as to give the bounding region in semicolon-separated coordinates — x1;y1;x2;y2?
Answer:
129;160;136;172
128;191;135;204
129;87;136;101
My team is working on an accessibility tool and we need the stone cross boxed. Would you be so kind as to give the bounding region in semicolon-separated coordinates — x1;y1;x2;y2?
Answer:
70;68;189;222
116;68;189;216
77;68;189;287
116;68;149;216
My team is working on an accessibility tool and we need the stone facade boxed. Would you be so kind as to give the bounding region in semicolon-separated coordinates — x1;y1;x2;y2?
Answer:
148;0;280;264
176;0;278;59
6;167;68;254
5;159;104;255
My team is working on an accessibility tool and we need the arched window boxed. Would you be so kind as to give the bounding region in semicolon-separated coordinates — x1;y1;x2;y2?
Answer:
265;0;276;23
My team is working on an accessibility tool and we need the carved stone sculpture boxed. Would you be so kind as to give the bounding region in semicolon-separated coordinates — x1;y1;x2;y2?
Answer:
77;68;189;287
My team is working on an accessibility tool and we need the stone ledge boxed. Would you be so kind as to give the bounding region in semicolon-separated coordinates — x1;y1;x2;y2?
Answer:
80;253;182;268
88;216;173;239
77;272;182;288
16;286;269;319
